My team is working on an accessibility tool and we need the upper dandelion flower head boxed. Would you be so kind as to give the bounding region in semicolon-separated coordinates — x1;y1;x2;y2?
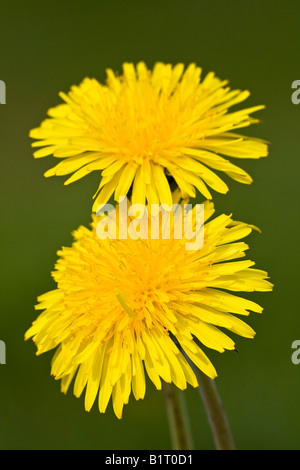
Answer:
30;62;268;210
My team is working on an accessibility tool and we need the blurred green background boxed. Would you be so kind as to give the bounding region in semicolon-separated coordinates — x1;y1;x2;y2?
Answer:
0;0;299;450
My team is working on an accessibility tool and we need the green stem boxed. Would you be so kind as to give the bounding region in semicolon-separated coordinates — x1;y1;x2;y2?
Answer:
194;368;235;450
164;382;194;450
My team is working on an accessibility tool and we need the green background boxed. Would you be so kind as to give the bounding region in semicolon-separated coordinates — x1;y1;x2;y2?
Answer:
0;0;299;450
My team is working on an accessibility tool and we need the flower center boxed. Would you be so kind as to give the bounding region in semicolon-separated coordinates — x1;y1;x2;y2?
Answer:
115;289;138;319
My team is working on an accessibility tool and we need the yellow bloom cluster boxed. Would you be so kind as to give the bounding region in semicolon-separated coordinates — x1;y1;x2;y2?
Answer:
26;62;272;418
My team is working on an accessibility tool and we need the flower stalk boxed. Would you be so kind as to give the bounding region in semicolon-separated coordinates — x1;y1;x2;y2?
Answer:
194;367;236;450
164;382;194;450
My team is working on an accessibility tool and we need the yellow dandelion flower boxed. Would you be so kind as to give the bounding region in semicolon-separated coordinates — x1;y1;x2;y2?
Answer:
30;62;268;210
25;197;272;419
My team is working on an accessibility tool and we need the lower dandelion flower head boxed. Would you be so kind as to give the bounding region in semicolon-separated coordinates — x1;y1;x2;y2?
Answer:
25;199;272;418
30;62;268;211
